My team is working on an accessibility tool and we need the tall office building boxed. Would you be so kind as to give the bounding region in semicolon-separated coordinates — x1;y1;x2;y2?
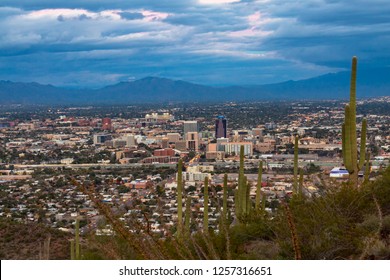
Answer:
215;116;227;138
183;121;198;140
186;132;199;152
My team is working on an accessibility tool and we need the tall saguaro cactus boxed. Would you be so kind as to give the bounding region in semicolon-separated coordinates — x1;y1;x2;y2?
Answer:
234;145;251;222
364;152;371;184
40;234;51;260
70;217;80;260
177;159;183;236
342;56;367;186
203;176;209;231
293;136;299;194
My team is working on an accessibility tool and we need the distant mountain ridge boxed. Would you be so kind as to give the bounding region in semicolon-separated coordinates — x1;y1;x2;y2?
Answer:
1;68;389;104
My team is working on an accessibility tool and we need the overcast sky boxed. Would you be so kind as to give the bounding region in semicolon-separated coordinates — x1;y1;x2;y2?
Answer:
0;0;389;88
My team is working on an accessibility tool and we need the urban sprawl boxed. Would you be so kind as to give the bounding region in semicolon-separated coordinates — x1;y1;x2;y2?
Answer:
0;98;389;236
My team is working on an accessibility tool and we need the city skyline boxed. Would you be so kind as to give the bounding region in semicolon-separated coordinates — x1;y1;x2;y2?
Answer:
215;116;227;139
0;1;389;88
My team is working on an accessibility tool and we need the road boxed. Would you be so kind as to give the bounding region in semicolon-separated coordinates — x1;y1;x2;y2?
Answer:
12;158;341;170
13;163;177;169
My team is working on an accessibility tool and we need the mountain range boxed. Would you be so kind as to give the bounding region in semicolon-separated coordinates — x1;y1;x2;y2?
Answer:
0;68;389;105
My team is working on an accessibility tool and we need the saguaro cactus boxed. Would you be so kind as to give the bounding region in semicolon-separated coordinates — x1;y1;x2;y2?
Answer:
342;57;367;186
203;176;209;231
40;234;51;260
234;145;251;222
261;189;266;212
364;152;371;184
255;161;263;209
70;217;80;260
293;136;299;194
245;181;251;214
177;159;183;236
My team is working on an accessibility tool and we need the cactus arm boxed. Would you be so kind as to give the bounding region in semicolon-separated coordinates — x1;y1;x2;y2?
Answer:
261;190;266;212
358;119;367;169
241;175;248;219
246;181;251;217
364;152;371;184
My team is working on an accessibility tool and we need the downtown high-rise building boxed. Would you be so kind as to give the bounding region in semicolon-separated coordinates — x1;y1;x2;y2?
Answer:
183;121;198;140
186;131;199;152
215;116;227;139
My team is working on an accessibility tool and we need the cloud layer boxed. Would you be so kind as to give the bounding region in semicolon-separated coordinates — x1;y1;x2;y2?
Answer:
0;0;389;87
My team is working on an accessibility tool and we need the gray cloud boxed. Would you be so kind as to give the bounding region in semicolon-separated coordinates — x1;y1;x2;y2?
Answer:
0;0;389;87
